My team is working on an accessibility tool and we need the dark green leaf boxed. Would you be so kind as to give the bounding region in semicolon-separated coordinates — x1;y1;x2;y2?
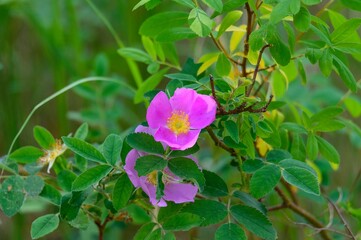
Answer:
282;167;320;195
33;126;55;149
0;176;25;217
31;214;59;239
278;159;317;177
215;223;246;240
113;174;134;210
168;157;205;191
117;48;152;63
242;159;265;173
135;155;167;176
233;191;267;215
169;143;199;157
182;199;227;226
102;134;122;165
39;184;62;205
202;170;228;197
156;171;165;201
306;133;318;160
294;7;311;32
162;213;203;231
231;205;276;240
57;170;77;192
135;68;169;103
202;0;223;12
250;164;281;198
62;137;107;164
225;120;239;143
134;222;157;240
333;56;357;92
266;149;292;163
341;0;361;11
72;165;112;191
126;133;164;155
316;136;340;164
9;146;43;164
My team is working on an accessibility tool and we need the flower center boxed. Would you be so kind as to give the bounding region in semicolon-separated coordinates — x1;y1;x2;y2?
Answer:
167;111;190;135
147;171;158;185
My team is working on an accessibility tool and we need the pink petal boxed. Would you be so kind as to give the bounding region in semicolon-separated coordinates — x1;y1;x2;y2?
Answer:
135;125;156;135
189;94;217;129
146;91;172;129
140;181;167;207
124;149;141;187
154;127;201;150
163;183;198;204
170;88;197;114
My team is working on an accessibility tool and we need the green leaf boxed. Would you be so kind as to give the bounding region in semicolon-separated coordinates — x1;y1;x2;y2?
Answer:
242;159;265;173
33;126;55;149
182;199;227;226
57;170;77;192
319;49;333;77
113;173;134;210
215;223;246;240
134;222;157;240
282;167;320;195
102;134;122;165
133;0;151;10
165;73;197;82
169;143;199;157
316;136;340;164
74;123;88;140
31;214;59;239
62;137;107;164
331;18;361;44
25;175;44;197
9;146;43;164
135;155;167;176
168;157;205;191
173;0;196;8
269;38;291;66
60;190;91;221
289;0;301;14
233;191;267;215
69;210;89;230
202;170;228;197
231;205;277;240
333;56;357;92
298;60;307;84
266;149;292;163
302;0;321;5
217;10;243;38
162;213;203;231
280;122;307;134
306;48;323;64
156;171;165;201
306;133;318;161
126;133;164;155
250;164;281;198
216;54;232;76
202;0;223;12
310;106;343;123
72;165;112;191
39;184;62;205
135;68;169;103
341;0;361;12
278;159;317;177
294;7;311;32
225;120;239;143
344;96;361;117
313;119;345;132
117;48;152;64
140;12;189;37
290;133;306;161
0;176;25;217
188;8;213;37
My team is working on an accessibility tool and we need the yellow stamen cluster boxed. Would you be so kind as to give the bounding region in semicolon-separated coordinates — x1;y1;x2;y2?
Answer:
39;139;67;173
167;111;190;135
147;171;158;185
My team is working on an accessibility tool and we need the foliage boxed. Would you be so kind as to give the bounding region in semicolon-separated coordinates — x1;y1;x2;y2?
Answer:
1;0;361;239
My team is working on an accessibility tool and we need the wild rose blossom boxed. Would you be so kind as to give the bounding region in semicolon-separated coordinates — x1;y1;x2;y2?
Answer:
124;125;198;207
146;88;217;150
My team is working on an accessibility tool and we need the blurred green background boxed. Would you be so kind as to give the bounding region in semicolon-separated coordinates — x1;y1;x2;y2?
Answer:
1;0;361;239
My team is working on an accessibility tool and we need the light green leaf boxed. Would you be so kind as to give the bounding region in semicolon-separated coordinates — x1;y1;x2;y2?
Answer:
250;164;281;198
202;0;223;12
173;0;196;8
215;223;246;240
133;0;151;11
188;8;213;37
9;146;43;164
278;159;317;177
62;137;107;164
306;133;319;160
156;27;198;42
231;205;277;240
117;48;152;64
270;0;290;24
333;56;357;92
33;126;55;149
102;134;122;165
135;155;167;176
282;167;320;195
344;96;361;117
168;157;205;191
72;165;112;191
142;36;157;60
319;49;333;77
126;133;164;155
217;10;243;38
216;54;232;76
31;214;59;239
134;222;157;240
165;73;197;82
74;123;88;140
113;173;134;210
294;7;311;32
313;119;345;132
316;136;340;164
331;18;361;44
25;175;44;197
134;68;169;104
310;106;343;123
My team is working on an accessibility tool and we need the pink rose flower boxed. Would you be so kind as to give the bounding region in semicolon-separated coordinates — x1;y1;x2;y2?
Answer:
123;125;198;207
146;88;217;150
